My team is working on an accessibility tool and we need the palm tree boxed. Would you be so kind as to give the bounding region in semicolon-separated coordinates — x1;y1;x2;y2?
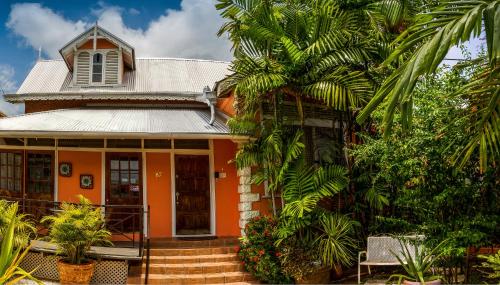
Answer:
356;0;500;171
216;0;376;125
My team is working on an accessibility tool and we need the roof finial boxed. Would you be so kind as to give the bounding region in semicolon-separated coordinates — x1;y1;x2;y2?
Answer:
38;46;42;61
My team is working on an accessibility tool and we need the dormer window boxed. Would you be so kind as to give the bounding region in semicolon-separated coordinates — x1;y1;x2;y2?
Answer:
92;53;103;83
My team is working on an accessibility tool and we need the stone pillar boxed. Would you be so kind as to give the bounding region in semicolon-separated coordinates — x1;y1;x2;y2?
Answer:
237;166;260;236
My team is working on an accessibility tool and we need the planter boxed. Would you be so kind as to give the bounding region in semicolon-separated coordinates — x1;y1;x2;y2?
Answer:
57;259;96;284
296;266;330;284
403;279;441;285
332;264;343;279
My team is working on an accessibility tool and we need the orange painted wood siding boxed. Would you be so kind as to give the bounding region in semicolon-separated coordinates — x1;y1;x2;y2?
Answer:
146;152;172;237
57;151;102;204
214;140;240;237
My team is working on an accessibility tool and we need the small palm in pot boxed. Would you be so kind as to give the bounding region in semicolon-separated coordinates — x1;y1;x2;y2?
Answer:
42;195;112;284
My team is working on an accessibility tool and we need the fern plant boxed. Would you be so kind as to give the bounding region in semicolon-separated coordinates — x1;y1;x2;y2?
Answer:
0;203;40;284
41;195;112;264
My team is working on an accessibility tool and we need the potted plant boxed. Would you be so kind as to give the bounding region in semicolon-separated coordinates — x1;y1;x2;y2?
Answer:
388;239;444;285
42;195;111;284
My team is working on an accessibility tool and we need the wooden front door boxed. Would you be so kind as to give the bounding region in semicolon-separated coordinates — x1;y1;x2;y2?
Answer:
175;155;211;235
106;153;142;232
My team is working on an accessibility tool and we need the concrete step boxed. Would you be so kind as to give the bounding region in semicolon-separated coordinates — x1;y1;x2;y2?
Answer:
148;246;238;256
143;261;242;275
147;253;239;264
142;272;255;284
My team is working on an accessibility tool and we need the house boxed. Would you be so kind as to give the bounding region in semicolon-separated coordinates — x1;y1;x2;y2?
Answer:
0;24;266;239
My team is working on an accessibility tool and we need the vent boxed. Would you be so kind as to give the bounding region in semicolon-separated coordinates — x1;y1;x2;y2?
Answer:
105;51;119;84
76;52;90;85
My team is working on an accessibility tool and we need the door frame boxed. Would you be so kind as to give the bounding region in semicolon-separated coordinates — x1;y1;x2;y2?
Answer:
171;140;215;237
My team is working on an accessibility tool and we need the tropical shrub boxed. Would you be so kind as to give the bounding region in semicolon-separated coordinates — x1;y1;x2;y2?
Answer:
238;216;291;284
0;203;40;284
478;250;500;281
41;195;112;264
350;65;499;283
0;200;35;248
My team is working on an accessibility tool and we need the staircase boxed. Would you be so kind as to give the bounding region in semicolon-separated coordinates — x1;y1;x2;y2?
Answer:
140;238;256;284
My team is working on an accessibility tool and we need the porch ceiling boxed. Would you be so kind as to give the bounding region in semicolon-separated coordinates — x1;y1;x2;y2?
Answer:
0;107;235;138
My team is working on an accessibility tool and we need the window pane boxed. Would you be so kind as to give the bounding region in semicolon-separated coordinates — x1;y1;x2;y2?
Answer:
120;171;129;184
130;172;139;184
174;139;209;149
110;171;119;185
120;160;129;170
130;160;139;170
92;73;102;83
27;138;55;146
93;53;103;63
110;160;119;170
107;139;141;148
58;139;104;148
144;139;171;149
1;153;6;164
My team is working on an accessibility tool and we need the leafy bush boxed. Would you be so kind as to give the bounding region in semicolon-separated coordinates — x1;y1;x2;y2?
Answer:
238;216;291;284
478;250;500;281
0;202;40;284
41;195;112;264
0;200;35;248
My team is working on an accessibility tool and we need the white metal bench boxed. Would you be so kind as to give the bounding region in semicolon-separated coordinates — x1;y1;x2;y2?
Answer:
358;236;423;284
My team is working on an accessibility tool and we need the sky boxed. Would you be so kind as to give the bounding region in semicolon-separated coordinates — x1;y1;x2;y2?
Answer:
0;1;485;116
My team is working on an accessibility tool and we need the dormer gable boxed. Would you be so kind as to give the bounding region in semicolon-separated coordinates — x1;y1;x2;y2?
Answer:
59;24;135;86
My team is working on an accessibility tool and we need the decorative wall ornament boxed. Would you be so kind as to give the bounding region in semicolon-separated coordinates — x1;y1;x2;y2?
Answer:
59;162;72;177
80;174;94;189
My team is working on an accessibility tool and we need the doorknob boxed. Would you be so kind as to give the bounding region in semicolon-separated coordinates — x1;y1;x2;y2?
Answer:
175;192;180;205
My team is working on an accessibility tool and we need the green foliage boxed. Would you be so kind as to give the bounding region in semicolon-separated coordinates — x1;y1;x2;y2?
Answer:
478;250;500;280
357;0;500;171
41;195;112;265
238;216;291;284
0;200;36;248
276;160;357;274
350;66;499;283
388;239;445;284
0;203;40;285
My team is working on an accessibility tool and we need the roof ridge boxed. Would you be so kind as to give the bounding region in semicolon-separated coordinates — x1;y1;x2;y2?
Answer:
136;57;231;64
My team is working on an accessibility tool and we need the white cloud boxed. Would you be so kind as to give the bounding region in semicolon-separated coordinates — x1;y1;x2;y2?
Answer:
6;1;232;61
0;65;24;115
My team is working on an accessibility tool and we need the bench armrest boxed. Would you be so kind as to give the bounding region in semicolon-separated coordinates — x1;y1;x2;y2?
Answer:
358;251;367;263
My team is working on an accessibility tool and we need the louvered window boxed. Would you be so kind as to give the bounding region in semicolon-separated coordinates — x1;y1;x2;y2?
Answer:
105;51;119;84
92;53;103;83
76;52;90;85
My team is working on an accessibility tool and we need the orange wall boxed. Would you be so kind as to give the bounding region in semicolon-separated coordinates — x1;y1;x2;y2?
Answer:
80;39;117;49
58;151;102;204
146;152;172;238
214;140;240;237
216;95;236;116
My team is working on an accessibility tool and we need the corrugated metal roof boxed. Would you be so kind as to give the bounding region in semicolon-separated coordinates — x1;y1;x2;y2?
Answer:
0;108;230;136
10;58;230;101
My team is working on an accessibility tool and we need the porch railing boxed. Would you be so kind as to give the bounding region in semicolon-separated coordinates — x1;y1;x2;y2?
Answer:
0;196;149;259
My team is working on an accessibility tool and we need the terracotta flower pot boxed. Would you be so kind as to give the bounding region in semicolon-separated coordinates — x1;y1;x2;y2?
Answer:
57;259;96;284
403;279;441;285
296;266;331;284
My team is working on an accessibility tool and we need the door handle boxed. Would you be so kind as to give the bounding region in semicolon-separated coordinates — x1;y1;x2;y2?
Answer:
175;192;180;205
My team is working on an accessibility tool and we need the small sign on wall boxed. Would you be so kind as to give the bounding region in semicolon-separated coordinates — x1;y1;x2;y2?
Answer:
59;162;72;177
80;174;94;189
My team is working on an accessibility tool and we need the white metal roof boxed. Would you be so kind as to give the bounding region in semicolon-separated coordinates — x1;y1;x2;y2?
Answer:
0;108;232;137
7;58;231;102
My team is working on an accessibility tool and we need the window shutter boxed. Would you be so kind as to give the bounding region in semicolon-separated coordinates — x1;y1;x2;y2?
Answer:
105;51;119;84
76;52;90;85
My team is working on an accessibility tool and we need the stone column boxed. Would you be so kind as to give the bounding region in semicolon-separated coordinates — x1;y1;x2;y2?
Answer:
236;154;260;236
